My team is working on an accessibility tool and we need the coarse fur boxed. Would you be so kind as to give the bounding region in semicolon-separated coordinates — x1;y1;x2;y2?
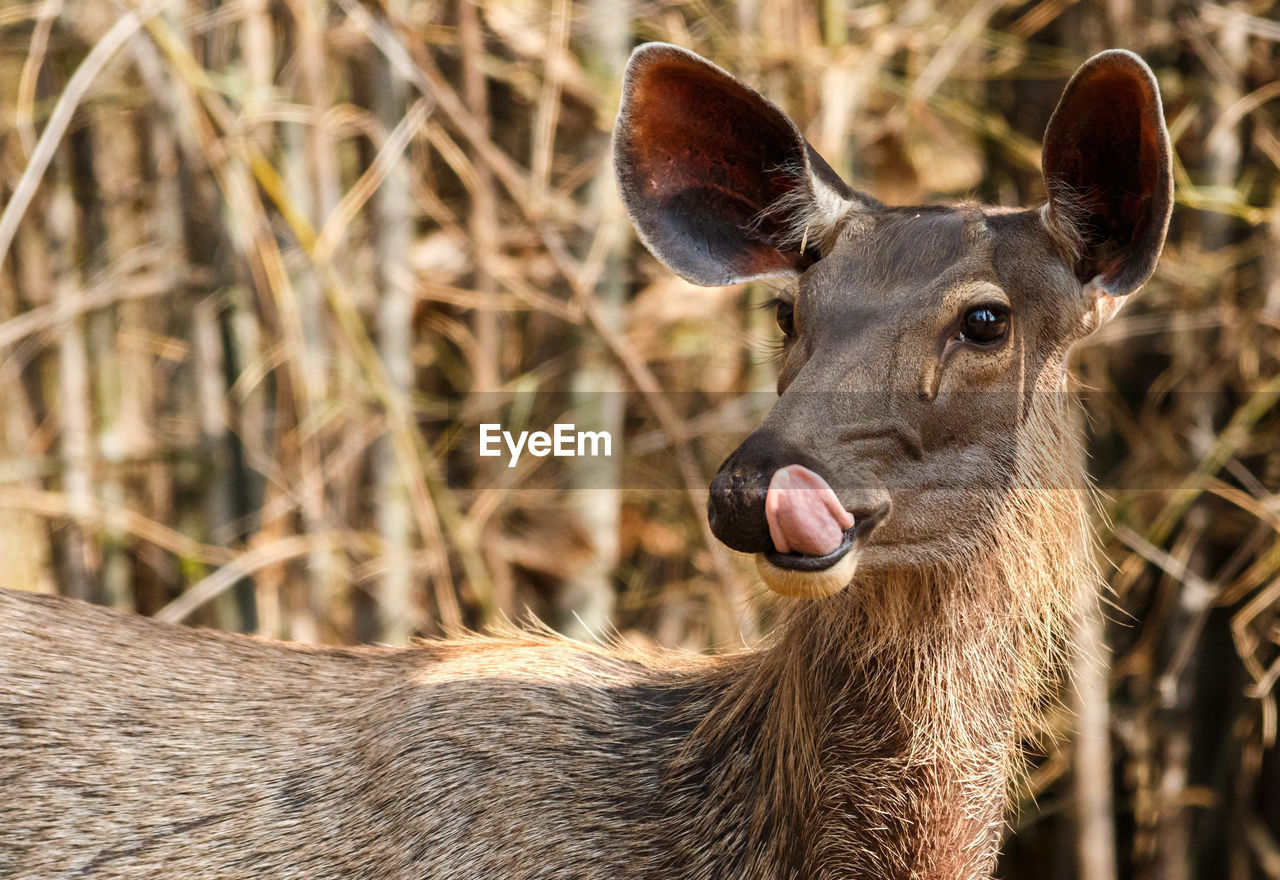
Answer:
0;45;1171;879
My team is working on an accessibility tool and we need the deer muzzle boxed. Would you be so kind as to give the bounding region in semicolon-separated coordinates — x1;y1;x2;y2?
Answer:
709;454;891;598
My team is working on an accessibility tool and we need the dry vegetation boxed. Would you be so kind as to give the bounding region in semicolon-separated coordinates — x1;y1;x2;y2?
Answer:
0;0;1278;876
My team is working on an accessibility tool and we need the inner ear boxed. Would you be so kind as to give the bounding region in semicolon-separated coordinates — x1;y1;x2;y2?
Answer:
614;44;870;287
1042;50;1172;296
624;58;807;273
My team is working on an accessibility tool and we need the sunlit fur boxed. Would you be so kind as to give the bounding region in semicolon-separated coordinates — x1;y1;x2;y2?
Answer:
755;549;860;598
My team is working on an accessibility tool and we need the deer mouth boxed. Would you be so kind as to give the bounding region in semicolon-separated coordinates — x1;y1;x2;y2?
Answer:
762;464;855;566
754;465;889;597
763;518;877;572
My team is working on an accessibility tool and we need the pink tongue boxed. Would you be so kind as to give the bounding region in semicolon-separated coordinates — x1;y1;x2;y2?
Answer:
764;465;856;557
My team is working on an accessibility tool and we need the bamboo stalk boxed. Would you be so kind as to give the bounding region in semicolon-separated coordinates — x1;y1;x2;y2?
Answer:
47;152;95;603
282;0;342;642
371;0;419;644
556;0;628;642
1074;599;1118;880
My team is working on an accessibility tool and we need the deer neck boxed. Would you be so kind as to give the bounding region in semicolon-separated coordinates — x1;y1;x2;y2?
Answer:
772;564;1031;879
687;475;1096;878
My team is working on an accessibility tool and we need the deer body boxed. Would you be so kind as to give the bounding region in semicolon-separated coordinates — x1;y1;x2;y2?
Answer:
0;45;1171;879
0;549;1057;879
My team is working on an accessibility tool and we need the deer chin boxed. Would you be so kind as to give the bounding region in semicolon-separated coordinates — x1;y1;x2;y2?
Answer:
755;541;861;598
755;524;864;599
755;497;893;598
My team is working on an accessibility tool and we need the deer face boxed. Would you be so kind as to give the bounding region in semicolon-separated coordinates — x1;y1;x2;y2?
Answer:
614;46;1171;598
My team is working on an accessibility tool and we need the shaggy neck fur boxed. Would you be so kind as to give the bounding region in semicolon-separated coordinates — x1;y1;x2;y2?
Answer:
670;400;1098;880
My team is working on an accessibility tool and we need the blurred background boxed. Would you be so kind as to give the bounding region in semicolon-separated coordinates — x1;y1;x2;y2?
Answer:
0;0;1277;876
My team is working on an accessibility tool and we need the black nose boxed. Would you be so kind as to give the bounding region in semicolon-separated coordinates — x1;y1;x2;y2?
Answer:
707;463;773;554
708;432;816;555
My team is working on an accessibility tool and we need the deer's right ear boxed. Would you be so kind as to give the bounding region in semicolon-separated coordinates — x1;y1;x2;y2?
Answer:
1041;50;1173;297
614;44;872;287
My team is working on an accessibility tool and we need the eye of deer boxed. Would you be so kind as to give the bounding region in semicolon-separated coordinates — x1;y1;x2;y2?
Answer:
960;304;1010;345
775;300;795;337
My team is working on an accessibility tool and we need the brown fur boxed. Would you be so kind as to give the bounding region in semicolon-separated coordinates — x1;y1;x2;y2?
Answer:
0;46;1170;879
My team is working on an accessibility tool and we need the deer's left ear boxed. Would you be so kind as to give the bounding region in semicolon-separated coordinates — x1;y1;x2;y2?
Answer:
1042;50;1173;297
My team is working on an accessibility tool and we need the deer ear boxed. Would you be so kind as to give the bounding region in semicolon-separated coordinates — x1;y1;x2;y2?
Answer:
1042;50;1173;297
614;43;873;287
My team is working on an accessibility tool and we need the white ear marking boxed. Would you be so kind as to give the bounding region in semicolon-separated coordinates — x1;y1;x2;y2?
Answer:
760;174;860;259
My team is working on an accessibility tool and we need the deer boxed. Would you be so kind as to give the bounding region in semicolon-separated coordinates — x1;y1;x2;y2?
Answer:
0;44;1170;880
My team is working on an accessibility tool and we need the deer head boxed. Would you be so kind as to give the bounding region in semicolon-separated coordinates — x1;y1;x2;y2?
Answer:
614;45;1172;599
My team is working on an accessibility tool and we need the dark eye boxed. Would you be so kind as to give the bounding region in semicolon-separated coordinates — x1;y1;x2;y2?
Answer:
960;305;1010;345
775;300;795;336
